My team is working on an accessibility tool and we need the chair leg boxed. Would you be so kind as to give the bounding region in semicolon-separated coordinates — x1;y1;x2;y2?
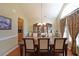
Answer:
48;52;50;56
25;52;26;56
63;53;64;56
53;52;55;56
25;51;26;56
34;52;36;56
63;51;64;56
48;51;51;56
51;51;54;56
38;52;40;56
35;51;38;56
63;52;65;56
37;51;40;56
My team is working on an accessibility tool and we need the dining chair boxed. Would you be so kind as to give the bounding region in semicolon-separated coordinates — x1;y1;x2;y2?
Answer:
38;38;50;55
23;38;36;56
51;38;67;56
33;33;38;45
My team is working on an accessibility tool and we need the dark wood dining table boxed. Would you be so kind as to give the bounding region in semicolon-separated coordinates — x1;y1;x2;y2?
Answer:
19;37;68;56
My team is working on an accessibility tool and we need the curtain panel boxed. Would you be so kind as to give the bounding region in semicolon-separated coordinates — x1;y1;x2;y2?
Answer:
67;10;79;54
60;18;66;37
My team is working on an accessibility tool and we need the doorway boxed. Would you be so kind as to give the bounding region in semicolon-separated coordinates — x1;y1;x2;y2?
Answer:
18;17;24;43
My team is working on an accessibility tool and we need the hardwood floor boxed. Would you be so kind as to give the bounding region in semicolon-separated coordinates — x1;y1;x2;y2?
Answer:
7;46;73;56
7;47;20;56
21;47;73;56
67;48;73;56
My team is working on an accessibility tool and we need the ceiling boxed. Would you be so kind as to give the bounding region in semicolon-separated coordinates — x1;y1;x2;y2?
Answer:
20;3;64;20
0;3;64;20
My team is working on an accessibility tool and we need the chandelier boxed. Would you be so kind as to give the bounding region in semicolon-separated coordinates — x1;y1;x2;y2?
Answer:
37;3;46;26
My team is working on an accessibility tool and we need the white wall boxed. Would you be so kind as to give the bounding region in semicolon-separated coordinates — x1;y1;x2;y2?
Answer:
0;4;29;55
0;9;18;39
0;9;18;55
61;3;79;18
0;36;18;55
23;16;29;37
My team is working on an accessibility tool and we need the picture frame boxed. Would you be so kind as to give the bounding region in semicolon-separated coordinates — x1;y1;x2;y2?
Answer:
0;16;12;30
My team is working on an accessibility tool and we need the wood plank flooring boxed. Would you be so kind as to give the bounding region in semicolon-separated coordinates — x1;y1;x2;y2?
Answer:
7;46;74;56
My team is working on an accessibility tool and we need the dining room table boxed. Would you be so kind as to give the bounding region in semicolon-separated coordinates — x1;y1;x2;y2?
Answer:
19;36;68;56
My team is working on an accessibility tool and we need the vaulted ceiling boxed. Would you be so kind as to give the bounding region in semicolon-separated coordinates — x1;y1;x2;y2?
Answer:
0;3;64;20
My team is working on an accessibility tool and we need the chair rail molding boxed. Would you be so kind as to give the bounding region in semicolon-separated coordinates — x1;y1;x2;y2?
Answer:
0;34;18;41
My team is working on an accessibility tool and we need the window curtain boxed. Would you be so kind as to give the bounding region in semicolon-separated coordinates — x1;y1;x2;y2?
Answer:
67;15;73;52
76;10;79;36
60;18;66;37
67;10;79;54
72;13;77;54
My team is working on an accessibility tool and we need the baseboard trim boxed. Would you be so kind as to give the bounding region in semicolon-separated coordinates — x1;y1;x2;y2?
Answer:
3;45;19;56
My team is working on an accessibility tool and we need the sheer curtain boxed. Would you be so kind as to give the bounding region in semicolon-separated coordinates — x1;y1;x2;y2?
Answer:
76;33;79;55
63;19;72;49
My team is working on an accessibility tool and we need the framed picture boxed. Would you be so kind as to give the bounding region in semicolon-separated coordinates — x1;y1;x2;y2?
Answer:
0;16;12;30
